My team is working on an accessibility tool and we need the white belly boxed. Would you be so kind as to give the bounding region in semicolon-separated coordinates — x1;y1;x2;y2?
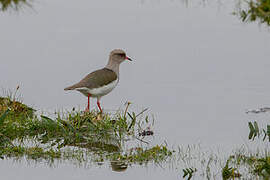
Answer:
75;80;118;98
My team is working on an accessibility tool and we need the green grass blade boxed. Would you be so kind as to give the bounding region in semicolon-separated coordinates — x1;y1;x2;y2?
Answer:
254;121;259;136
0;109;10;125
248;122;255;140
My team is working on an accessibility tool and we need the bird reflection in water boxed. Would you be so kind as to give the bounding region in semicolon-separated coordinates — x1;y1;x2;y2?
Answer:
111;161;128;172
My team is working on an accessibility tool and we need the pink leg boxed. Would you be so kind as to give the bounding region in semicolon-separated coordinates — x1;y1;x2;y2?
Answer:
85;93;91;112
97;99;103;113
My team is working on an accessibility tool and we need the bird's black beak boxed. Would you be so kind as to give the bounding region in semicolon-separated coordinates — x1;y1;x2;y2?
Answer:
125;56;132;61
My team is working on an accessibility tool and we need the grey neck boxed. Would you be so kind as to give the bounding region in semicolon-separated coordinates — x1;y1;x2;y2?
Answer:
105;59;120;77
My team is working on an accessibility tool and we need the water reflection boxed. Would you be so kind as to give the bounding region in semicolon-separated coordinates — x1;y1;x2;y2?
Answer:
111;161;128;172
70;136;128;172
0;0;31;11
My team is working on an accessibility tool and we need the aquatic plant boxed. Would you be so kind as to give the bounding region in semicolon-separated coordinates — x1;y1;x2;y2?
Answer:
182;167;197;180
224;153;270;179
222;157;241;180
222;117;270;179
0;0;31;11
236;0;270;26
248;121;270;141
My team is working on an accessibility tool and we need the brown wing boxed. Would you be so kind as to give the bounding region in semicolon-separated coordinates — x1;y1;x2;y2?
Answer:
64;68;117;90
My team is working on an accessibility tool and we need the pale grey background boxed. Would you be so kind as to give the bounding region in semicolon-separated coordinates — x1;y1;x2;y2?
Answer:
0;0;270;179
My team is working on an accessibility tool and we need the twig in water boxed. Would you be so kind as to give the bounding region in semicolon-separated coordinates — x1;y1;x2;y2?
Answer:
13;85;20;102
124;102;131;119
136;108;149;118
135;137;149;144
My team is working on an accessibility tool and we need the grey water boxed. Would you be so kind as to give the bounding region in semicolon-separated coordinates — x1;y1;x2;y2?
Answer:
0;0;270;179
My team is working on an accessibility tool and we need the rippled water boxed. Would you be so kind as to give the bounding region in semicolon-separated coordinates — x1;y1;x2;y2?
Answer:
1;0;270;179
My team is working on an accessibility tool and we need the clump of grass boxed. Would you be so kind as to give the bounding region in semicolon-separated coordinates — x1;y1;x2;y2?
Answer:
0;97;34;118
253;156;270;178
222;156;242;180
0;93;172;167
235;0;270;26
224;153;270;179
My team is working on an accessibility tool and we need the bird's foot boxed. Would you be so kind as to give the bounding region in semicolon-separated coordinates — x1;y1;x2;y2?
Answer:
84;108;90;113
97;101;103;114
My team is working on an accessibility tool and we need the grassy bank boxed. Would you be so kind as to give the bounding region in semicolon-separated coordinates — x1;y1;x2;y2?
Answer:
0;95;172;168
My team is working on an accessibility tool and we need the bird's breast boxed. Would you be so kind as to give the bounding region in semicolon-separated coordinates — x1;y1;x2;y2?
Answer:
75;79;118;97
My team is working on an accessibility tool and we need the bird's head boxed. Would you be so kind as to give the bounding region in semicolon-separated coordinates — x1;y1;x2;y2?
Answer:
109;49;132;64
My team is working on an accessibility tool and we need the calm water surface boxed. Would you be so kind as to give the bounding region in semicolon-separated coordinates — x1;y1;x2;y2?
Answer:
0;0;270;179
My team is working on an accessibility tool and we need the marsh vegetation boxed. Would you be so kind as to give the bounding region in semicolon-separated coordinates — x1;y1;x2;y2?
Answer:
237;0;270;25
0;91;269;179
0;92;173;170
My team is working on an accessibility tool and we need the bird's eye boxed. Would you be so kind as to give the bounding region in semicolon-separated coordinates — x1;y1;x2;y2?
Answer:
118;53;126;57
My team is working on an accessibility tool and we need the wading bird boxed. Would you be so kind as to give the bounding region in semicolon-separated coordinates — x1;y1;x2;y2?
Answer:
64;49;132;113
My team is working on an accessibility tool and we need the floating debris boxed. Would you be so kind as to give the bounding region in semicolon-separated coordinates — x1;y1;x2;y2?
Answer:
139;129;154;136
246;107;270;114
